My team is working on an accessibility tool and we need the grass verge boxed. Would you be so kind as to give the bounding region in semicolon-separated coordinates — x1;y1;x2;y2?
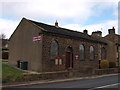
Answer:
2;64;26;83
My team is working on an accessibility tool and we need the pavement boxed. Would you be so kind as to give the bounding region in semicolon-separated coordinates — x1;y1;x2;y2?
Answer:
1;73;119;88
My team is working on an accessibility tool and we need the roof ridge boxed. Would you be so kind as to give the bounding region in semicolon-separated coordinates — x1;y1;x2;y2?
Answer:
29;19;86;34
29;19;56;28
28;19;106;44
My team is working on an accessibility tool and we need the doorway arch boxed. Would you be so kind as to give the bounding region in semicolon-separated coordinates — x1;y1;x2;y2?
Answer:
66;46;73;69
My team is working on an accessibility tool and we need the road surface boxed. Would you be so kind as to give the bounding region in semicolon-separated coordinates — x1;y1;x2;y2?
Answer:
13;74;120;89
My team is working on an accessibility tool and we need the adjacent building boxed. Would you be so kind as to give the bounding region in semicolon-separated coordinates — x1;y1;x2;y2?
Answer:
0;39;9;59
91;28;120;67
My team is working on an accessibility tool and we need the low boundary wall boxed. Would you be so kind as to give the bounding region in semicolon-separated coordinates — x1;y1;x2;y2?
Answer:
22;68;119;82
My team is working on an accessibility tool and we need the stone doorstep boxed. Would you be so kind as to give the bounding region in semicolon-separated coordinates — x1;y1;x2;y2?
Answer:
2;73;119;88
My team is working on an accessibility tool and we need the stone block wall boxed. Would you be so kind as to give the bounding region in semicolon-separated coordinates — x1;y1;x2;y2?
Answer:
42;34;102;72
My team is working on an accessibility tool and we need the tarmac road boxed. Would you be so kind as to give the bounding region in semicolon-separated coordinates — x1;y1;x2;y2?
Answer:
12;74;120;89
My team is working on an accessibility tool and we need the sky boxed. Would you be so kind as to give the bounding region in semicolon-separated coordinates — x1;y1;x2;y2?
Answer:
0;0;119;39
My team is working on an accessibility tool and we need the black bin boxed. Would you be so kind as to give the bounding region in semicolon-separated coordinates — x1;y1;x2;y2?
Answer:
20;61;28;70
17;60;20;68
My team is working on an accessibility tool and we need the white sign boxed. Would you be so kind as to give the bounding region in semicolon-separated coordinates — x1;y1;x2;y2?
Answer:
55;59;58;65
75;55;79;60
59;59;62;65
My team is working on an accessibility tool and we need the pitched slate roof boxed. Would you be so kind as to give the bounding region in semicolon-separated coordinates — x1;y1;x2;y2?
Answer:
30;19;107;44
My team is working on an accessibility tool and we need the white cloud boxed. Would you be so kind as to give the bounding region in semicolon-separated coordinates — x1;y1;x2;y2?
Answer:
0;18;19;38
1;1;95;24
63;20;118;36
1;0;118;23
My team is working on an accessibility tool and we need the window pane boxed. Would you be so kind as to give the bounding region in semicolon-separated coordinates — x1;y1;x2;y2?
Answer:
90;46;94;60
50;40;58;58
79;45;84;60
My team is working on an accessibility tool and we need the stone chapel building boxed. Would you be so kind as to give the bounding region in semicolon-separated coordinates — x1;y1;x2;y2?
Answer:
8;18;120;72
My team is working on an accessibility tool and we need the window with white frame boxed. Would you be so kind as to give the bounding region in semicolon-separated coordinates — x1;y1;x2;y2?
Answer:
79;44;85;60
50;40;58;58
90;46;94;60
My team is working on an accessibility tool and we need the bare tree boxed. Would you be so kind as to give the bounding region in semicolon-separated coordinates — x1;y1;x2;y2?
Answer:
0;33;6;39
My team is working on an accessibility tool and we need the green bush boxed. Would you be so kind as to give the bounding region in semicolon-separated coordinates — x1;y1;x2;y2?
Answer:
100;60;109;69
109;62;116;68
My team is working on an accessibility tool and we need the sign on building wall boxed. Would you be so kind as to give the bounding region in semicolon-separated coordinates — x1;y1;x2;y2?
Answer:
33;36;42;41
55;56;62;65
59;59;62;65
55;59;59;65
75;55;79;60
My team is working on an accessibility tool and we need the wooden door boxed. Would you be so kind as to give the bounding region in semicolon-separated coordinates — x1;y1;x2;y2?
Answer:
66;46;73;69
66;52;71;68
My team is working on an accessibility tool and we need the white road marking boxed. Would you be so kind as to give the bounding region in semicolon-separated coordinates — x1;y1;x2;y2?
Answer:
96;83;120;88
88;83;120;90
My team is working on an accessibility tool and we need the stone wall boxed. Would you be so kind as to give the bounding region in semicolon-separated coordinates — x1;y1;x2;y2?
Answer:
95;68;119;75
42;34;104;72
9;18;43;72
21;68;119;82
104;34;120;62
22;71;69;81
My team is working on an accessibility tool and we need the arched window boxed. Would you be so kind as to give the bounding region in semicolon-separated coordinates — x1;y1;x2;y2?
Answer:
79;44;85;60
50;40;58;58
90;46;94;60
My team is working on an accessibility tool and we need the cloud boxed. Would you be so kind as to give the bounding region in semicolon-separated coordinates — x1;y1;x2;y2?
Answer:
63;20;118;36
0;0;118;38
1;0;118;23
0;18;19;38
1;1;94;23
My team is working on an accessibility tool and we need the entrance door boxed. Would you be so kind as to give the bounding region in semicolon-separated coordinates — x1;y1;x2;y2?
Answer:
66;46;73;69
